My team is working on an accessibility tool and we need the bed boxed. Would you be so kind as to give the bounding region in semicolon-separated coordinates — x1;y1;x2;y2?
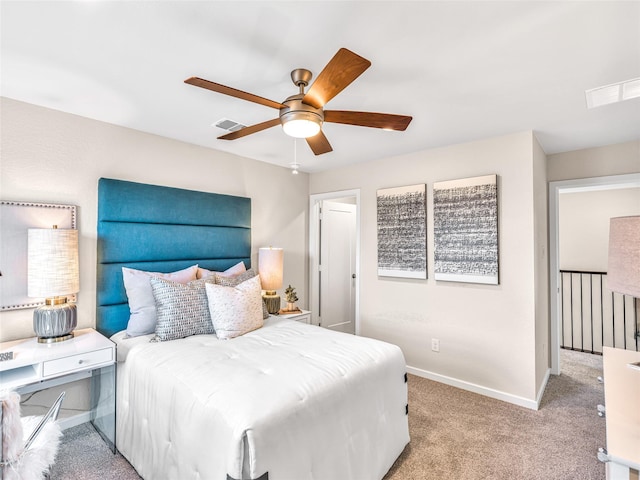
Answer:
96;178;409;480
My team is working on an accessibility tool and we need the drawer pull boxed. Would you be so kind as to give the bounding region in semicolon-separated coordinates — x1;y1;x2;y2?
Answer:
78;359;84;364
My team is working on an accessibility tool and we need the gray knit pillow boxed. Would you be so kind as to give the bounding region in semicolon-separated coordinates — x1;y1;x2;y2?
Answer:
214;269;269;319
150;277;215;341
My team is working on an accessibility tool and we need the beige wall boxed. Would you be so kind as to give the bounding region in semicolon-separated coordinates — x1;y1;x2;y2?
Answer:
533;135;550;397
310;131;545;407
548;140;640;182
559;187;640;272
0;97;309;342
6;95;637;409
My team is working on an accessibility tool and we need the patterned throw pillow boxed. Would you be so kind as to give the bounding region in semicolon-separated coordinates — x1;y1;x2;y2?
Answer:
205;275;264;340
122;265;199;337
150;277;215;342
214;269;270;319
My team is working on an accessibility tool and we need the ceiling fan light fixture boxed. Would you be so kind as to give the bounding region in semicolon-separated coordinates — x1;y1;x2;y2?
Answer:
281;111;322;138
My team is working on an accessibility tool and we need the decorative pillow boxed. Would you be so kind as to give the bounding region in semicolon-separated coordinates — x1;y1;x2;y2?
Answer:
205;275;264;339
197;261;246;280
122;265;198;337
150;277;215;342
214;269;269;319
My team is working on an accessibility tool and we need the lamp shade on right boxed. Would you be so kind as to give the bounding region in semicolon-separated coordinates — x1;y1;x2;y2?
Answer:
607;216;640;298
258;247;284;291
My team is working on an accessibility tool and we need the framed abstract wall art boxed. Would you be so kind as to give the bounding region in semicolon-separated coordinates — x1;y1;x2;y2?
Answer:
377;184;427;279
433;174;499;284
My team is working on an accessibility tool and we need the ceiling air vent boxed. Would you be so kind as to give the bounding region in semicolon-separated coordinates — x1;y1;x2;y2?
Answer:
212;118;246;132
585;77;640;109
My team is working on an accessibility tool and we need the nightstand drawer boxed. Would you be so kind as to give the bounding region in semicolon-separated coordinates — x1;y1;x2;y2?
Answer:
292;313;311;324
279;311;311;324
43;347;113;377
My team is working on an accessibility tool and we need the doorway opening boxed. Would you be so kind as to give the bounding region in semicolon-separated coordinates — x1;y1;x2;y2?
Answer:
309;190;360;335
549;173;640;375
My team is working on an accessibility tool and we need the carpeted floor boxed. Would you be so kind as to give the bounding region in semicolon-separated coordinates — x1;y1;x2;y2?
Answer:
50;422;141;480
51;349;605;480
384;349;605;480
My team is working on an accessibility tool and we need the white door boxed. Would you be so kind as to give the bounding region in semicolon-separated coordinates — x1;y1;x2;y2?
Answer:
319;201;356;334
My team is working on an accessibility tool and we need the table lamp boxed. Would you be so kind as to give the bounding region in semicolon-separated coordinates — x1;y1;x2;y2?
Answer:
28;226;80;343
259;247;283;314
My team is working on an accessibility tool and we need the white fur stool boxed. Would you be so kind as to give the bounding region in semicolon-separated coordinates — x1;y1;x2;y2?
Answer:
0;390;64;480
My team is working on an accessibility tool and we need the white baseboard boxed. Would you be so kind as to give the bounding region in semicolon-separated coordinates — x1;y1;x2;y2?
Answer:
58;411;91;431
406;365;542;410
535;368;552;408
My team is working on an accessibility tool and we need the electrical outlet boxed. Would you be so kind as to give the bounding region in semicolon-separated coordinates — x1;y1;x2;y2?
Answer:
431;338;440;352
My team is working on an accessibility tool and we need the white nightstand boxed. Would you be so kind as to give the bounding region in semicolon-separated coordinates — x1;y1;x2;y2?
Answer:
0;328;116;451
279;309;312;324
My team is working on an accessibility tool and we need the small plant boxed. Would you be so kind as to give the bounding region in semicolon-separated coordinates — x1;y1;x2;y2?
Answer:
285;285;298;303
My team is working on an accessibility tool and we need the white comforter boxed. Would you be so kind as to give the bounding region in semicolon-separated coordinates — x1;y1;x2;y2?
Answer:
114;317;409;480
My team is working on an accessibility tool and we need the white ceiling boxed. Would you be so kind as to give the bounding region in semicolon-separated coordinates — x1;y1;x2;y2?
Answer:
2;1;639;173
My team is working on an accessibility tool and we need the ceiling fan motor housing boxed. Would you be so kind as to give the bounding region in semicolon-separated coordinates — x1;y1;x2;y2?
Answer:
280;93;324;131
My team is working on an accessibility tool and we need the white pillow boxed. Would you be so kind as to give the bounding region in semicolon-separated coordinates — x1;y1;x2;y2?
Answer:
122;265;198;337
205;274;263;340
213;269;269;320
197;261;246;280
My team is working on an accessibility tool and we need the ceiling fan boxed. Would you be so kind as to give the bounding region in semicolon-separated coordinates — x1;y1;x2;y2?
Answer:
184;48;413;156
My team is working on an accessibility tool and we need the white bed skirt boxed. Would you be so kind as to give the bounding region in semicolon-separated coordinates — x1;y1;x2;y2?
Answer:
114;317;409;480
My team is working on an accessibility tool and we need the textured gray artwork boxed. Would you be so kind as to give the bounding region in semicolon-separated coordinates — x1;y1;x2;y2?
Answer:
433;174;498;284
377;184;427;279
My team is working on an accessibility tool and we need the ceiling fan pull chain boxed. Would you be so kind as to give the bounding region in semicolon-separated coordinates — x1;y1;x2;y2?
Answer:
291;138;300;175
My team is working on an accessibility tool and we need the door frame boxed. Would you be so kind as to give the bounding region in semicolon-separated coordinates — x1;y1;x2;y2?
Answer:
309;189;361;334
549;172;640;375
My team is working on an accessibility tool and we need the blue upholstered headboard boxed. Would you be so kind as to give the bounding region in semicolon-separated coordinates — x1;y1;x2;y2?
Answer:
96;178;251;338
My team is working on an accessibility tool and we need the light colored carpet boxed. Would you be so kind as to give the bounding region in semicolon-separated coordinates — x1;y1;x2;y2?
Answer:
51;349;605;480
385;349;605;480
50;422;141;480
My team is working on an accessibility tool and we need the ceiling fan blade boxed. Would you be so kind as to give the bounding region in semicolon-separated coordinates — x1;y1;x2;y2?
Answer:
324;110;412;131
302;48;371;109
218;118;281;140
185;77;286;110
306;130;333;155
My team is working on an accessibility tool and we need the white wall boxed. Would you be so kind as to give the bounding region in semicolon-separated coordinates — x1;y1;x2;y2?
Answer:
548;140;640;182
310;131;545;407
559;187;640;272
6;94;637;411
533;135;549;398
0;97;310;342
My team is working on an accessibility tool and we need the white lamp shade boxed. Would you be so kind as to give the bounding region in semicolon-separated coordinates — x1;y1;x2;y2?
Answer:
258;247;284;291
607;216;640;298
28;228;80;298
